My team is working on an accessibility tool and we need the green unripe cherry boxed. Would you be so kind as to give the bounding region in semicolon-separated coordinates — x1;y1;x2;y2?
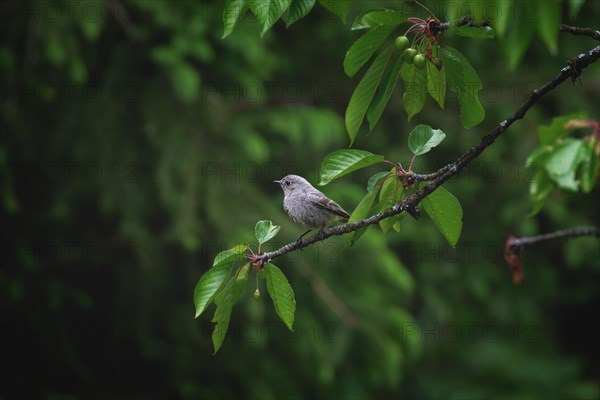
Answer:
404;48;417;64
394;36;410;52
414;54;426;69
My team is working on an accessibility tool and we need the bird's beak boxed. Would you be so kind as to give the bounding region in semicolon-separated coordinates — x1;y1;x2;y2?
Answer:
274;180;281;185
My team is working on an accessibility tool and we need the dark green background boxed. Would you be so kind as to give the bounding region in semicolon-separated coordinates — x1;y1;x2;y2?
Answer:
1;1;599;398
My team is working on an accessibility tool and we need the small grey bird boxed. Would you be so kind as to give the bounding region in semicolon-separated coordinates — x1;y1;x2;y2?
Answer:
274;175;350;237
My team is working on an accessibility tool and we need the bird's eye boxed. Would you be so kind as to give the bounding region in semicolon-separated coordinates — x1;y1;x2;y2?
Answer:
285;180;291;186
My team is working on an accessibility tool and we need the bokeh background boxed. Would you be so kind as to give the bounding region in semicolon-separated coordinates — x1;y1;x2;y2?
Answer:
1;0;599;398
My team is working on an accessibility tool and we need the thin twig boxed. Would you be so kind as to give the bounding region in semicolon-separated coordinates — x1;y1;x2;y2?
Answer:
259;43;600;264
504;227;600;285
560;24;600;41
508;227;600;249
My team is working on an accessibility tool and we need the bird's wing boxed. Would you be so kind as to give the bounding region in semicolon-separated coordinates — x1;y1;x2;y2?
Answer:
310;191;350;220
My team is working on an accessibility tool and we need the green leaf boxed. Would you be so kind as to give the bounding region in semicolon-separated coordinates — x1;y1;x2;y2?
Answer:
367;171;390;193
525;148;553;216
499;1;536;69
255;220;281;245
211;276;247;353
194;244;247;318
421;185;463;247
345;46;392;146
569;0;586;19
318;0;351;23
544;139;586;191
222;0;248;38
281;0;315;27
440;46;485;128
537;0;560;55
320;149;384;185
367;55;403;132
194;263;234;318
170;61;201;103
345;45;393;144
408;125;446;156
213;244;247;268
344;26;396;78
378;173;403;233
490;0;512;37
248;0;293;36
579;138;599;193
452;25;495;39
400;61;427;121
264;263;296;330
351;9;407;30
426;61;446;109
537;112;587;146
236;263;251;281
344;189;379;246
528;167;553;216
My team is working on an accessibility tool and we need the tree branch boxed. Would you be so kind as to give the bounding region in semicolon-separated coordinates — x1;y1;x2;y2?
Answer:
259;43;600;264
507;227;600;249
429;15;490;33
560;24;600;41
504;227;600;285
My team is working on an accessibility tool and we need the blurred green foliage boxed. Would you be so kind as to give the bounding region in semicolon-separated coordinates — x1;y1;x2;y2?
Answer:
1;0;599;399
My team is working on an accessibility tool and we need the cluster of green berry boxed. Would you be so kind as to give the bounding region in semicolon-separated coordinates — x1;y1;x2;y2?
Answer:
394;35;426;69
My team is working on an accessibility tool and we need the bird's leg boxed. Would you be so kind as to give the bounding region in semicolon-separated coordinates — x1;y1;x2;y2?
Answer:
295;229;312;246
315;227;326;240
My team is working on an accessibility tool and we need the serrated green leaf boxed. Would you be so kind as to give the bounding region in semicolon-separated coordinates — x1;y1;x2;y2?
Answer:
264;263;296;330
440;46;484;128
194;263;234;318
222;0;248;38
537;112;587;145
378;173;403;233
213;244;247;268
211;276;247;353
453;25;495;39
426;61;446;108
408;125;446;156
255;220;281;245
248;0;292;36
236;263;251;281
378;171;398;202
194;244;247;318
351;8;407;30
380;213;403;234
528;167;553;216
344;26;396;78
526;146;552;167
537;0;560;55
579;138;599;193
421;185;463;247
346;45;393;144
544;139;586;191
318;0;351;22
281;0;315;27
320;149;384;185
367;171;390;193
344;189;379;247
367;55;403;132
400;62;427;121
